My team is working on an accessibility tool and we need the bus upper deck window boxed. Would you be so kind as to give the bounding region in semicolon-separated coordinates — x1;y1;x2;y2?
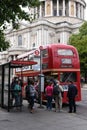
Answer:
60;72;77;82
58;49;74;56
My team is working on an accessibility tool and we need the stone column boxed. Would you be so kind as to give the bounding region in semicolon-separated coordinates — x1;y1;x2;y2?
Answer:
81;5;84;19
13;55;16;60
63;0;65;16
83;6;85;19
78;3;80;18
40;4;42;17
35;7;38;19
57;0;59;16
36;31;38;47
45;0;46;16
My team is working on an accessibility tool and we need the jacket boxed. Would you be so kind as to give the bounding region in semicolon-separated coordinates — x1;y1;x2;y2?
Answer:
67;84;78;99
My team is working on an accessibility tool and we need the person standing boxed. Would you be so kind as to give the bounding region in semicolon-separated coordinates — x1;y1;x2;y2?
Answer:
28;80;37;113
45;81;53;111
14;80;22;111
18;79;23;106
10;77;16;105
53;80;64;112
67;81;78;113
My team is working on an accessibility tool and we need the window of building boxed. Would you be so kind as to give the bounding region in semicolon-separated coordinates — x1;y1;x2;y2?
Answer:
59;0;63;16
53;0;57;16
53;10;57;16
58;39;60;43
42;1;45;17
76;2;78;17
65;0;69;16
32;43;35;48
18;35;22;46
59;9;62;16
37;7;40;18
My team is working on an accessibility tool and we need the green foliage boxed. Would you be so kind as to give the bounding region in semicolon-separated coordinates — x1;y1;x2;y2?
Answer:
0;30;10;51
69;21;87;73
0;0;40;51
0;0;40;27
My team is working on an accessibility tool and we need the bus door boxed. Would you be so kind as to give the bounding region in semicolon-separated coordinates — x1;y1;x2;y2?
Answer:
59;72;81;103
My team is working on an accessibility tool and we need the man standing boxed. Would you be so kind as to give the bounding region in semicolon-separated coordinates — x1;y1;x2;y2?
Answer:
67;81;78;113
53;80;64;112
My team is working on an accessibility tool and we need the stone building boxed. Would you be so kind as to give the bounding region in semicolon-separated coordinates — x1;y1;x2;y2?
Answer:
0;0;86;63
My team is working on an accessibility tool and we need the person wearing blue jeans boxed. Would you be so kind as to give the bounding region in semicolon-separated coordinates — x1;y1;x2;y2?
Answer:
45;81;53;110
46;96;53;110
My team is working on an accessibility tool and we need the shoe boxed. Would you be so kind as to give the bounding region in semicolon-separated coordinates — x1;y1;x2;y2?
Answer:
30;109;34;113
49;109;52;111
73;111;76;113
55;110;59;112
68;111;72;113
59;109;63;112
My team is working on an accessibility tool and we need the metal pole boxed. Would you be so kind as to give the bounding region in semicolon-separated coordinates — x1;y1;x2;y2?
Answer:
39;49;44;108
40;50;42;107
40;49;42;75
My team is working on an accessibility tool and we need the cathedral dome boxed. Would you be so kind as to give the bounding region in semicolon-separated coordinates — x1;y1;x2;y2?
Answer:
34;0;86;24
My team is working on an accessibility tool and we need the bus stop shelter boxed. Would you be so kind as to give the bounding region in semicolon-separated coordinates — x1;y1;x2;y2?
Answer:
0;60;37;112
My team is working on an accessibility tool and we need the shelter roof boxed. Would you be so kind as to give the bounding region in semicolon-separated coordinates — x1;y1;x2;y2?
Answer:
10;60;37;68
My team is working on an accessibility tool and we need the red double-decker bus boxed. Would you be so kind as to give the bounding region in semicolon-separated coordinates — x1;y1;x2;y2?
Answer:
41;44;81;103
15;44;81;103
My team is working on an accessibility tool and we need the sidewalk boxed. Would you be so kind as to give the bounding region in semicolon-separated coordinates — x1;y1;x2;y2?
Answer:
0;88;87;130
0;100;87;130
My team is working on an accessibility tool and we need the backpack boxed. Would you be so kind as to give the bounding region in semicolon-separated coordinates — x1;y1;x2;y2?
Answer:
14;84;21;96
53;85;59;95
25;85;30;99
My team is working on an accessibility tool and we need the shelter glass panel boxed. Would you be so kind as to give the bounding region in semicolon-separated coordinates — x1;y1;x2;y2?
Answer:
3;64;9;107
0;66;2;105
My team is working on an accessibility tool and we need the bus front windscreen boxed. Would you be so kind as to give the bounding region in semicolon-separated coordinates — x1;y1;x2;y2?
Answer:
60;72;77;82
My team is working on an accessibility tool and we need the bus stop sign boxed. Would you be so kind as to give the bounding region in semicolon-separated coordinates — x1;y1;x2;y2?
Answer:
34;50;39;56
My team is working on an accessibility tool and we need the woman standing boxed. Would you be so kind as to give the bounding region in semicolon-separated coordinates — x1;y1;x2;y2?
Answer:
45;81;53;111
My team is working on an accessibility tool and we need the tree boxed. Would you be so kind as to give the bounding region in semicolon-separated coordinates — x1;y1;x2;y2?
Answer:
0;0;40;51
69;21;87;81
0;30;10;51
